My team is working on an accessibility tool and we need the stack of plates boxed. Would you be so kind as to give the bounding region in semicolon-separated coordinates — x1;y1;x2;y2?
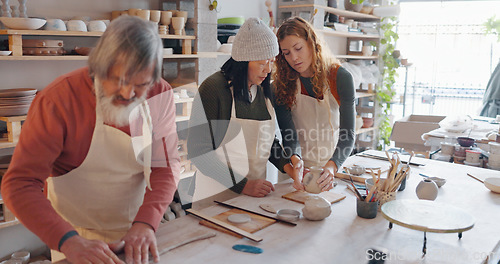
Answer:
0;88;37;117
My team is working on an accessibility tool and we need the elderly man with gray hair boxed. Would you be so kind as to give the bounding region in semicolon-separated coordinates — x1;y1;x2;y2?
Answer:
1;16;180;264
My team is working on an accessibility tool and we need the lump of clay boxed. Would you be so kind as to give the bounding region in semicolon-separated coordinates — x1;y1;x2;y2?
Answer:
302;196;332;221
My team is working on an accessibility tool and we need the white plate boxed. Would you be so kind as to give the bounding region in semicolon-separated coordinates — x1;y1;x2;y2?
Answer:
227;214;251;224
0;104;30;116
0;88;37;98
0;17;46;30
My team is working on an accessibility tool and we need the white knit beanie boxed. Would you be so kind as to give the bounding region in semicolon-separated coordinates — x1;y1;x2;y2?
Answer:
231;17;279;62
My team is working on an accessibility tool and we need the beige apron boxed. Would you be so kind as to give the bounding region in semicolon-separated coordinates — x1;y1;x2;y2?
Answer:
47;79;152;261
291;79;340;168
192;88;276;209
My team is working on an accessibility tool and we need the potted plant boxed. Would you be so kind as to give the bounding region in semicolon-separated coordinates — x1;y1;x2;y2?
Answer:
376;16;399;148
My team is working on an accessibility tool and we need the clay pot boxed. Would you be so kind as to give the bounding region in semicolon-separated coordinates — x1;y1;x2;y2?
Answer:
303;166;323;194
302;196;331;221
344;0;363;12
362;117;373;128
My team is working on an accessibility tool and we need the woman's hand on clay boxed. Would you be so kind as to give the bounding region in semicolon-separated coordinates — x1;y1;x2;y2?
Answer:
242;179;275;197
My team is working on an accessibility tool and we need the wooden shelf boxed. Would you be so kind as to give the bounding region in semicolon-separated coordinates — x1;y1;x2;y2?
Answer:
356;126;378;135
0;219;20;229
0;29;195;39
356;92;375;98
337;54;379;60
279;4;380;20
319;29;380;39
180;170;195;180
0;54;209;61
174;98;194;104
175;116;190;123
0;30;195;56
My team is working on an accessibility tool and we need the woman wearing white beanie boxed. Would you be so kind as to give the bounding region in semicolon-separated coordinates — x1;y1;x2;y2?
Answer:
186;18;302;209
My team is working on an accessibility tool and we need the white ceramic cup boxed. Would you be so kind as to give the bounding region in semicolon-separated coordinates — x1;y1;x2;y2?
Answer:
489;153;500;167
150;10;161;23
128;8;141;16
66;20;87;32
160;11;172;26
171;17;185;35
88;20;106;32
362;46;373;56
489;142;500;155
465;150;481;164
45;18;66;31
440;142;455;155
137;9;150;21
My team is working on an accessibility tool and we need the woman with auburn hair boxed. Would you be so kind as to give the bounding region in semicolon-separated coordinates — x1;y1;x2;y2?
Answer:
273;16;356;192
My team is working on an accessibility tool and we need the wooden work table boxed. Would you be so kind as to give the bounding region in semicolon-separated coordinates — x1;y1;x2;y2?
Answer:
155;151;500;263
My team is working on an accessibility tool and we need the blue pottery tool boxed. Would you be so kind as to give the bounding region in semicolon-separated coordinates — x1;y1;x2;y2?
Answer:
232;244;264;254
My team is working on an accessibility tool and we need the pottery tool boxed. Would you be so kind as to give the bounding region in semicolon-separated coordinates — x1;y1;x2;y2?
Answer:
347;174;364;200
232;244;264;254
466;173;484;183
215;200;296;226
157;229;216;255
356;152;425;166
259;204;277;214
282;190;346;204
186;208;263;242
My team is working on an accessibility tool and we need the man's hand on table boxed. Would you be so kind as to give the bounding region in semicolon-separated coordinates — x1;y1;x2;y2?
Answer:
60;234;124;264
242;179;275;197
122;222;159;264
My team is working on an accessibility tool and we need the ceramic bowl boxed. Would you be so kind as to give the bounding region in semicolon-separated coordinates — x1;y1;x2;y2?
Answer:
0;17;46;30
365;178;386;192
457;137;475;147
428;176;446;188
484;177;500;193
0;51;12;56
44;18;66;31
362;117;374;128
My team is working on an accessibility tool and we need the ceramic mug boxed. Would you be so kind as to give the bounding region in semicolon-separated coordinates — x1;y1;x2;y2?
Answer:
440;142;455;155
160;11;172;26
66;20;87;32
45;18;66;31
362;46;373;56
150;10;161;23
465;149;481;164
489;142;500;155
137;9;150;21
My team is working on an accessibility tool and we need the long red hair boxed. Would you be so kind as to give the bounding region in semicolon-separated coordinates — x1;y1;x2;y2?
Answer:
273;17;340;109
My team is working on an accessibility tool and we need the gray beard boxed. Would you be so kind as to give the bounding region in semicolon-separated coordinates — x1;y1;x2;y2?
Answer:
95;81;147;127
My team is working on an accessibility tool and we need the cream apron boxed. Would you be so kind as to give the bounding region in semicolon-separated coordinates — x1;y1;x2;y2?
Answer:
192;88;276;209
291;79;340;168
47;80;153;261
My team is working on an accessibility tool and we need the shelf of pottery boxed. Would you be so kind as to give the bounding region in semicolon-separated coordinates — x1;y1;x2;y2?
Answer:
434;140;500;171
277;0;382;150
0;7;211;58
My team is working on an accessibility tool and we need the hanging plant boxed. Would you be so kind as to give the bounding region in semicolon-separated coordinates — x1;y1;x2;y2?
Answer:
484;15;500;42
376;16;399;148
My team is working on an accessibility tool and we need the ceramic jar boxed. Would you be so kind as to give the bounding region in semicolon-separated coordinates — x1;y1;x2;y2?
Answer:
302;196;331;221
416;179;438;201
346;165;365;176
303;166;323;194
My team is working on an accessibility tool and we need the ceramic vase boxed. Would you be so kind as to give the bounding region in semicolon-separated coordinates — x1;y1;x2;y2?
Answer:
416;179;438;200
